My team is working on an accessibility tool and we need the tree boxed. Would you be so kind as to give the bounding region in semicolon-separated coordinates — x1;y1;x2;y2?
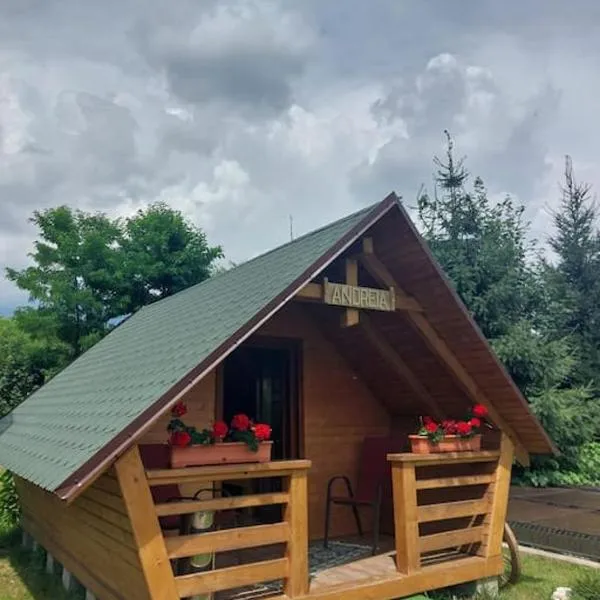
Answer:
545;156;600;386
6;203;224;358
417;132;541;342
118;202;224;314
0;318;49;417
6;207;123;358
418;134;600;485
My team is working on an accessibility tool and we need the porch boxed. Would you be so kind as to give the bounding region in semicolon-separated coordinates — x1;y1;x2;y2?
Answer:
138;434;512;600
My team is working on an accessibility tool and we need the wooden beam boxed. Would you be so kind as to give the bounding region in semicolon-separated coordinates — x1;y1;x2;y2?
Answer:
174;558;288;597
296;282;323;301
155;491;289;517
420;525;485;554
417;499;490;523
115;446;179;600
342;258;360;327
165;523;290;558
146;459;312;486
480;433;514;559
360;314;444;420
391;463;420;574
358;248;530;466
283;469;310;596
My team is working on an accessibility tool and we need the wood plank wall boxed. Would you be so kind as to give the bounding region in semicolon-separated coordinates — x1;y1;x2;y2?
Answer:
140;370;216;498
140;370;216;446
17;470;152;600
257;303;392;539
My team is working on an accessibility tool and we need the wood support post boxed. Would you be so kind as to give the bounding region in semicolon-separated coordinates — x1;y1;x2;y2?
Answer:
116;445;179;600
342;258;360;327
480;434;514;558
391;462;420;574
283;470;310;597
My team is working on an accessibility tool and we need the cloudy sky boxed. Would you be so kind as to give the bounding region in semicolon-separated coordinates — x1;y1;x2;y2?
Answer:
1;0;599;314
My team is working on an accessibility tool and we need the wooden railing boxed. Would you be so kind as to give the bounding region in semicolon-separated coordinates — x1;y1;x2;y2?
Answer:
146;459;311;599
388;434;513;575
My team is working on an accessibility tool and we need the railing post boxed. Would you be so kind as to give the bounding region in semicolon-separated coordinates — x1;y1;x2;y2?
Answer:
283;469;310;597
480;433;514;558
390;460;420;574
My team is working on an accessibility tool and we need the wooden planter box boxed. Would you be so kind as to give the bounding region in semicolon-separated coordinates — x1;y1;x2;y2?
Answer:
409;434;482;454
170;441;273;468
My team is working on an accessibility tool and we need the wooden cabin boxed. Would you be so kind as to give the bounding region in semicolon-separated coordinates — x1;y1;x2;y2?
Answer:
0;194;555;600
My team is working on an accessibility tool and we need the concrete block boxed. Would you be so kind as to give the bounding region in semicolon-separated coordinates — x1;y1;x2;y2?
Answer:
61;567;73;591
45;552;54;575
476;576;500;598
444;576;500;598
21;530;31;548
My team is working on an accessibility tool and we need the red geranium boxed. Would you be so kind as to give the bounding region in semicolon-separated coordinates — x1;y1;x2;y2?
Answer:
170;430;191;447
212;421;228;439
456;421;472;436
254;423;272;441
171;401;187;417
469;417;481;428
231;413;251;431
442;419;457;434
424;421;438;434
472;404;488;418
423;416;434;425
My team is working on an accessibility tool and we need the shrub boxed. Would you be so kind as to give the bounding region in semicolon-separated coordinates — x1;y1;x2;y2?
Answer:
0;470;21;529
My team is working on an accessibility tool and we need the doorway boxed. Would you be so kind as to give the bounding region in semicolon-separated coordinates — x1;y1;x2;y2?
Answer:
220;338;301;522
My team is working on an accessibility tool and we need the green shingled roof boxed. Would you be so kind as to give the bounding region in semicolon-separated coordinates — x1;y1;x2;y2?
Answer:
0;200;389;494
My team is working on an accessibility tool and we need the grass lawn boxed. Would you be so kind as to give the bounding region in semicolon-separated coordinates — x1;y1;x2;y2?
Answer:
0;526;78;600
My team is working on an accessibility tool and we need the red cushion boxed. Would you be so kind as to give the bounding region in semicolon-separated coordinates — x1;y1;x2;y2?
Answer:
354;437;405;503
139;444;181;530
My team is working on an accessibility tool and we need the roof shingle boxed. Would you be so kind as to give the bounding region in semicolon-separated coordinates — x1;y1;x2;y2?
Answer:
0;202;379;492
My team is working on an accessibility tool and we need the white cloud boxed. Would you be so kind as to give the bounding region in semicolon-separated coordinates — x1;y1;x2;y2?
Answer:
1;0;600;313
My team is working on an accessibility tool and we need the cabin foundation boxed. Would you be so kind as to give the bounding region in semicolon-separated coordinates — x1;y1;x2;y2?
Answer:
45;551;55;575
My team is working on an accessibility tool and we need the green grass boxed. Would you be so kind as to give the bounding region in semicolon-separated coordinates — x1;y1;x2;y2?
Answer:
497;553;598;600
0;525;80;600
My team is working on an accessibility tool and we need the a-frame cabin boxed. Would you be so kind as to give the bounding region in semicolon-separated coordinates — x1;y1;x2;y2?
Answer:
0;194;554;600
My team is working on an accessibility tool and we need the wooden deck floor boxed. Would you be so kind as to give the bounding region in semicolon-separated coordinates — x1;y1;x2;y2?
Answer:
310;551;397;590
304;551;502;600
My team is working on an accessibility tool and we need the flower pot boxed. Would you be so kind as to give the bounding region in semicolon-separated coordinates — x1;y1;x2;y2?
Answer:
409;434;482;454
170;441;273;468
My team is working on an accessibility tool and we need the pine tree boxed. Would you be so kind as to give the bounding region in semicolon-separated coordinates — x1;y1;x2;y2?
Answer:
546;156;600;386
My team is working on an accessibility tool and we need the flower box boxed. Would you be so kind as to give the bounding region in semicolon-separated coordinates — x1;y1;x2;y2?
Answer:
409;434;482;454
170;441;273;468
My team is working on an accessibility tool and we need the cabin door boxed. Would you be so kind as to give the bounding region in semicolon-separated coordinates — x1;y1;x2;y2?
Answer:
221;339;300;522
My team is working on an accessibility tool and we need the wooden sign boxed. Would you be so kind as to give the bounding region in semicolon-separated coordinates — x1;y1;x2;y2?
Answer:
323;279;395;312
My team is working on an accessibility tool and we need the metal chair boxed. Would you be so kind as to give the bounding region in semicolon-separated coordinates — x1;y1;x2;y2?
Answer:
323;437;395;556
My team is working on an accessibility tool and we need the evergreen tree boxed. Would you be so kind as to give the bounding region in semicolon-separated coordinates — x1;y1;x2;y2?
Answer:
419;135;600;485
545;156;600;386
418;131;540;342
